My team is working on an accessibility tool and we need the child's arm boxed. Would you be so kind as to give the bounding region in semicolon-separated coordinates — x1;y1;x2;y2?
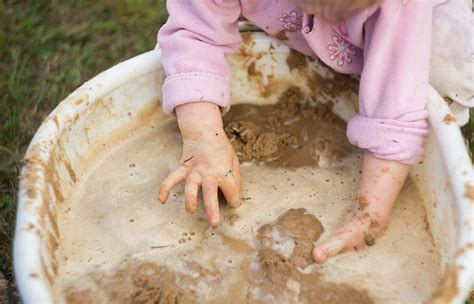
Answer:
313;151;409;262
158;1;242;115
313;1;434;262
158;102;241;227
157;1;243;226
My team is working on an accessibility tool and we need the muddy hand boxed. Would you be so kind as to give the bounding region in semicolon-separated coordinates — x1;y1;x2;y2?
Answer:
312;150;410;263
158;102;242;227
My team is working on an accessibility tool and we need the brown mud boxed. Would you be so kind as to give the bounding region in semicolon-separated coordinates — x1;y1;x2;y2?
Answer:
66;263;192;304
252;209;374;303
465;182;474;200
224;86;354;168
287;50;360;97
443;114;457;124
275;29;289;41
65;209;374;304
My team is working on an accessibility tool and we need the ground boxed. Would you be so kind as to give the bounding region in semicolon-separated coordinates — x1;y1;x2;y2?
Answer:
0;1;472;303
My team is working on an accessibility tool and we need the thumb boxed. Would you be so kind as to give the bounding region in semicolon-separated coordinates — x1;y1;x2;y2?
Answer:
312;233;348;264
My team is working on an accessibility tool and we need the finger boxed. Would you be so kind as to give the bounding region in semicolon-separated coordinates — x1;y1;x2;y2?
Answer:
312;234;348;264
184;172;201;214
312;211;372;264
232;157;242;186
219;170;241;208
202;177;220;227
158;167;188;204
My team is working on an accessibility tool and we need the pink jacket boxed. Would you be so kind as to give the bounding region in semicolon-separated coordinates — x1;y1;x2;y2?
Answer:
158;0;447;165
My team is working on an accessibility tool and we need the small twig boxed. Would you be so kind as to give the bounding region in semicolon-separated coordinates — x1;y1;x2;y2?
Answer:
150;245;175;249
182;156;194;163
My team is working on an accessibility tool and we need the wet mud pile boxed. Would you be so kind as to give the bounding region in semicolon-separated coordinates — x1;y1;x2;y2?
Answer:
224;86;354;168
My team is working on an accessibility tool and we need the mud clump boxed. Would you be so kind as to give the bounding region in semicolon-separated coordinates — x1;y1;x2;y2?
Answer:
275;29;289;41
224;87;354;168
65;263;193;304
287;49;309;71
252;209;374;303
257;208;323;268
364;233;376;246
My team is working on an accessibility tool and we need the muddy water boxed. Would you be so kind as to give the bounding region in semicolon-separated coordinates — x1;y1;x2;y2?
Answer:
58;100;441;303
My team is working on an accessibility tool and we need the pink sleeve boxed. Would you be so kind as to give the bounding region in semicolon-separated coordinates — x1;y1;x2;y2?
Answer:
157;1;242;114
346;1;434;165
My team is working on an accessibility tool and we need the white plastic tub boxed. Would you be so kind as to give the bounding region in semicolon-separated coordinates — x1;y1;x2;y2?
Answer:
14;32;474;303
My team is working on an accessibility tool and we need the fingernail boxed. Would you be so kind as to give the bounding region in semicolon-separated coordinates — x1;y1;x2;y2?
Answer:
186;207;197;214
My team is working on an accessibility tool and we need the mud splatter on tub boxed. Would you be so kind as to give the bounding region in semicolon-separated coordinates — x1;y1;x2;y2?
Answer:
443;114;457;124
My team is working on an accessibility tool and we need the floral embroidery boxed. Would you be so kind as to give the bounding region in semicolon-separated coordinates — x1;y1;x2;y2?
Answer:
279;11;303;32
328;34;357;66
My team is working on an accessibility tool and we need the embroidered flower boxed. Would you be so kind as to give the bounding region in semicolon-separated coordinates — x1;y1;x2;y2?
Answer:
279;11;303;32
328;34;357;66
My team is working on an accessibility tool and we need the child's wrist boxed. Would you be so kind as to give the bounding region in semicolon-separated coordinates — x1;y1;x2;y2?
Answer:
175;101;223;127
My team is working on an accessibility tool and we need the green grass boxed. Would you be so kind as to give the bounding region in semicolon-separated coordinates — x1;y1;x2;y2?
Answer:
463;109;474;155
0;1;473;302
0;0;167;285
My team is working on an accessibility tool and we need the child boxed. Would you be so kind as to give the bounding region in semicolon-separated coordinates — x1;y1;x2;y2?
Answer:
156;0;473;264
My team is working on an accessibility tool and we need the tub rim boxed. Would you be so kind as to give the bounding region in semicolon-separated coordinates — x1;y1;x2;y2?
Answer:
426;87;474;303
14;50;163;303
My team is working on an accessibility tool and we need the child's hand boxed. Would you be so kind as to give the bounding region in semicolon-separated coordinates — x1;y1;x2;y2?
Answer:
312;151;410;263
158;102;242;227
